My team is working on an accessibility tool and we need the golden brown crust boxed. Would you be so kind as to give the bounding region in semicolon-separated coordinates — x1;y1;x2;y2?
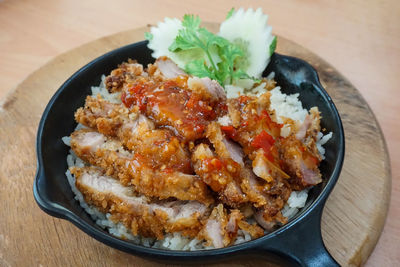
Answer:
237;220;264;239
68;59;326;247
279;135;322;190
198;205;263;248
70;129;214;205
105;60;144;93
72;167;205;239
198;204;229;248
206;122;236;161
192;144;247;208
75;96;192;173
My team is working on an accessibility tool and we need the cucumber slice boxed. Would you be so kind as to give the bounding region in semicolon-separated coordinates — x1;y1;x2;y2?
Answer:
147;17;185;67
218;8;275;79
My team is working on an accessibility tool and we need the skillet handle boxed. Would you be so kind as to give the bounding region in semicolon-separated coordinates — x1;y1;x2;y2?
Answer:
254;205;339;267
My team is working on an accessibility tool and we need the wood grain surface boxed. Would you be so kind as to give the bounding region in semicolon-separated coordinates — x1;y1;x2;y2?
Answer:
0;1;399;266
0;24;391;267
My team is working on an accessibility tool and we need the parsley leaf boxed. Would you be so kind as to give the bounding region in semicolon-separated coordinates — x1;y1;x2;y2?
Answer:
168;14;258;88
226;8;235;19
269;36;277;57
185;60;218;81
217;41;244;84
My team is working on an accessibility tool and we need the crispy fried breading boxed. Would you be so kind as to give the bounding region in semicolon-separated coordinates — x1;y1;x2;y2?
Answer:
72;167;207;239
75;96;192;173
192;144;247;208
198;205;263;248
70;129;214;205
279;135;322;190
105;60;144;93
68;58;326;246
120;76;227;141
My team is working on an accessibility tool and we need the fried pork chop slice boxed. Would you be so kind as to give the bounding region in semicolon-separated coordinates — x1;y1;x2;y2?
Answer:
278;107;322;190
147;57;227;104
224;94;322;189
223;94;290;185
205;122;282;208
187;76;227;103
191;142;280;212
71;167;208;239
147;56;187;80
278;136;322;190
75;96;191;173
105;59;145;93
206;121;291;228
206;122;244;166
192;144;246;207
121;74;227;141
70;129;214;205
198;204;263;248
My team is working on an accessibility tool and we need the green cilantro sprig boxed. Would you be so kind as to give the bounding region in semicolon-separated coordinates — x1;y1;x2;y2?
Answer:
168;15;254;87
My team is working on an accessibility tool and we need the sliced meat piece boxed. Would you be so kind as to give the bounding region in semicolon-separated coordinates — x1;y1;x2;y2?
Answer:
199;204;228;248
254;208;287;232
192;144;246;207
307;107;321;139
240;166;291;219
252;150;274;183
204;122;291;214
226;209;242;235
154;56;186;79
70;129;213;205
220;182;247;209
206;122;244;166
301;107;322;158
278;135;322;190
279;107;322;190
121;115;192;172
223;208;263;243
237;219;265;239
75;96;191;173
199;205;262;248
223;96;284;184
254;210;275;231
75;95;122;136
222;97;291;191
121;76;226;141
239;166;269;208
72;167;207;239
205;123;261;207
295;114;312;141
225;209;263;242
295;107;321;142
105;60;145;93
226;92;274;132
252;149;290;183
225;93;322;191
255;92;272;114
205;122;290;210
224;94;282;154
187;77;227;102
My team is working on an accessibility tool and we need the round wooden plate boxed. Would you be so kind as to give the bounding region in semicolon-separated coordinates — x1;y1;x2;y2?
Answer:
0;24;391;266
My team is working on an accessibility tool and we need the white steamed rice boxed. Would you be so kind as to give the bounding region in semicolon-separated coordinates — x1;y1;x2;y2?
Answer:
63;75;332;250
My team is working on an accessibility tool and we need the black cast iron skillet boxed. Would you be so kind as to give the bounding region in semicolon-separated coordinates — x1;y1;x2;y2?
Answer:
34;40;345;266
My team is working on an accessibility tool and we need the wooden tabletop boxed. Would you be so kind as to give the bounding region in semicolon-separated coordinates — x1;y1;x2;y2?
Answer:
0;0;398;266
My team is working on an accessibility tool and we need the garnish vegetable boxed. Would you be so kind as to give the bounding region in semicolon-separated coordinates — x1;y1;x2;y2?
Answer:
146;8;276;90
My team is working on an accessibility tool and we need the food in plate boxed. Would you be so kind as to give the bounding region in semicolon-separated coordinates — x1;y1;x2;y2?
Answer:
62;8;332;250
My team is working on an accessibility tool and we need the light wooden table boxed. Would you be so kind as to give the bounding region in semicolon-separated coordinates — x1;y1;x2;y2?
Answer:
0;0;398;266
